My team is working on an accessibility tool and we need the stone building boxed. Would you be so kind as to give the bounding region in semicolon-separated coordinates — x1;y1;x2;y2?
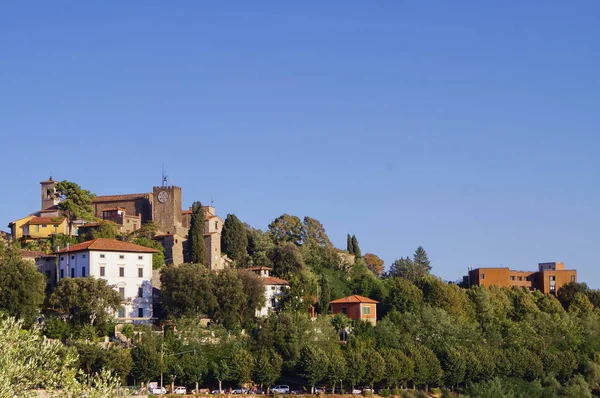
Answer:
9;177;227;270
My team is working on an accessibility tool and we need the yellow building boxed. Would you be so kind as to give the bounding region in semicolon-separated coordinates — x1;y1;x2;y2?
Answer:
9;215;67;242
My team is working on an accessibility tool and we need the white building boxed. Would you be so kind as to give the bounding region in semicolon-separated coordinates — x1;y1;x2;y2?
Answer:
56;238;156;323
248;267;289;317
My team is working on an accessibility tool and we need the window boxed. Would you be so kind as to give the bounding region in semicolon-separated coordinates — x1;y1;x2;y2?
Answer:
60;257;64;261
363;306;371;315
45;270;51;279
138;308;144;318
138;255;143;260
118;307;125;318
138;287;143;298
517;276;522;281
71;255;75;260
34;225;40;232
341;307;347;315
481;273;485;280
82;254;86;258
53;224;58;228
81;267;86;277
69;268;74;278
215;221;218;229
510;276;515;281
119;287;125;299
550;276;556;281
119;255;124;259
571;275;576;282
119;267;125;277
138;268;144;278
60;269;64;279
100;266;105;277
42;224;47;228
100;254;105;259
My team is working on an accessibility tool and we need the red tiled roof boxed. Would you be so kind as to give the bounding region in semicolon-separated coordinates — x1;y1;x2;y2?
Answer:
182;210;192;215
93;193;149;203
329;295;379;304
102;207;126;212
55;238;158;254
263;276;289;286
27;217;65;225
20;250;55;258
247;266;273;271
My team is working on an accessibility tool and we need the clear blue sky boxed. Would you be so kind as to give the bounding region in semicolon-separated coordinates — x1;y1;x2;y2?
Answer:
1;2;599;285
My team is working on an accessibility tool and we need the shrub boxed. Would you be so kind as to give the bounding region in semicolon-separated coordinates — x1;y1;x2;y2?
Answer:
379;388;391;397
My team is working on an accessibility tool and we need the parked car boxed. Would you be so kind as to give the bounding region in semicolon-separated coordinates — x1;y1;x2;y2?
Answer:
212;389;224;394
173;386;187;394
232;387;248;394
152;386;167;395
271;385;290;394
314;387;326;394
352;389;362;395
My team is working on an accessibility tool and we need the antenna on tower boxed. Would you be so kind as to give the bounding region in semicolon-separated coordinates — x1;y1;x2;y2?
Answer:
211;196;214;207
161;163;168;187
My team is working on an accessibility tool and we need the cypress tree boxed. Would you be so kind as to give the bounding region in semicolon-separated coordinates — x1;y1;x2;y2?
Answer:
188;201;206;264
221;214;248;265
351;235;361;257
347;234;354;254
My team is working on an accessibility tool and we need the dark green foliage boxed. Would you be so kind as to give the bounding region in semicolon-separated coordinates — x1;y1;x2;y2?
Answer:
131;327;164;383
347;234;354;254
268;214;304;246
253;348;283;388
0;251;46;326
188;201;206;264
55;180;96;236
73;342;132;382
298;345;329;389
317;274;331;314
301;217;333;247
413;246;431;273
221;214;248;265
351;235;361;257
269;242;305;279
160;263;216;318
49;277;121;333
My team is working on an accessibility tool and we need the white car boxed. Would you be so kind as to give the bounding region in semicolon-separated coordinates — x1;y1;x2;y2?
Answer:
152;386;167;395
271;385;290;394
352;389;362;395
174;386;187;394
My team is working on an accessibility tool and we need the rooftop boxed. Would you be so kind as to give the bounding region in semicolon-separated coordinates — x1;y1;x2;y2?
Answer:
27;217;65;225
263;276;289;286
55;238;158;254
93;193;149;203
330;295;379;304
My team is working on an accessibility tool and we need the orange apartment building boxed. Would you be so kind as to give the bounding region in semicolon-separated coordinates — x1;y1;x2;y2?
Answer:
468;262;577;294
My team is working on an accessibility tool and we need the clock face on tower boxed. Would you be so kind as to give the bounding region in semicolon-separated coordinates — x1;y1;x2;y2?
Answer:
157;190;170;203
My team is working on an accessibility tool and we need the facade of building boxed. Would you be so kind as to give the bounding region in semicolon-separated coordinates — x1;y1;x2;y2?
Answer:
330;295;378;325
467;262;577;294
56;238;156;323
8;215;68;241
20;250;57;285
247;267;289;317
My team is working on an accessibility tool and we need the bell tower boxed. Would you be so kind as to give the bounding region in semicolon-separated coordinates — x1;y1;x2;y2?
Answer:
40;177;59;210
151;185;183;234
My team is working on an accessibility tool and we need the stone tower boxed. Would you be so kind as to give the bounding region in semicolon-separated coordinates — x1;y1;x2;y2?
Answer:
40;177;59;210
151;185;183;235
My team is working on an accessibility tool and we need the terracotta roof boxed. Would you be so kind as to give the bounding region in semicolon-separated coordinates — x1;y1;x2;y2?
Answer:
102;207;126;212
329;295;379;304
38;205;59;213
182;210;192;215
55;238;158;254
247;266;273;271
93;193;149;203
263;276;289;286
20;250;55;258
27;217;65;225
40;177;55;183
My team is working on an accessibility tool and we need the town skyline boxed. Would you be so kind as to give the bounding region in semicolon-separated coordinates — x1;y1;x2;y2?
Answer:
1;2;599;287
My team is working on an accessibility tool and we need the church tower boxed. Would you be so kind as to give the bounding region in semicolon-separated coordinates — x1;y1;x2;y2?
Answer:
151;185;183;234
40;177;59;210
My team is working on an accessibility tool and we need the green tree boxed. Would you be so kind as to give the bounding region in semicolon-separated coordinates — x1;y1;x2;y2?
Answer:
317;274;332;314
270;242;305;279
345;349;367;390
298;345;329;392
0;252;46;326
253;349;283;390
73;342;132;383
238;269;267;325
228;346;254;386
131;328;164;385
188;201;206;264
160;263;216;318
222;214;249;265
383;277;423;314
268;214;304;246
346;234;354;254
364;350;386;389
0;317;119;397
413;246;431;274
301;217;333;247
326;349;347;393
55;180;96;236
351;235;361;257
49;277;121;332
212;268;247;329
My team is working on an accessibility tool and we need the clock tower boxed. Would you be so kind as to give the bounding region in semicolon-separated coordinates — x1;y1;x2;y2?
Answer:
151;185;183;235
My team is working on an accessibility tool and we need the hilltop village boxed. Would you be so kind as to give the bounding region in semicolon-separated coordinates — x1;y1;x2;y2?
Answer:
1;177;599;397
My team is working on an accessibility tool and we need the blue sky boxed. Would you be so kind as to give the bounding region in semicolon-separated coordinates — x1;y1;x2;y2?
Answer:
1;2;599;285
